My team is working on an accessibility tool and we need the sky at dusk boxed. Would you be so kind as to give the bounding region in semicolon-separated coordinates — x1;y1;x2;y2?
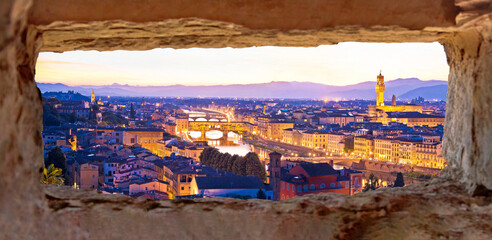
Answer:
36;42;449;86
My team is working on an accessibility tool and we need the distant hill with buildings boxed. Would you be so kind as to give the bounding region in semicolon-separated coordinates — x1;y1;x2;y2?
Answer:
36;78;447;100
42;91;91;101
398;84;448;101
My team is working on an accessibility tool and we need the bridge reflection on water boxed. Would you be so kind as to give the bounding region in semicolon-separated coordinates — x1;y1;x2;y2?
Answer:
185;109;269;158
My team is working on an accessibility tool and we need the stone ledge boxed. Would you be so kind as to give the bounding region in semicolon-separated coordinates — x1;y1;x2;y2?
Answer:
41;178;492;240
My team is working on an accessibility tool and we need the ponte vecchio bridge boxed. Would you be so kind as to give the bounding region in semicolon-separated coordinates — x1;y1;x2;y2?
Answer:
186;109;248;143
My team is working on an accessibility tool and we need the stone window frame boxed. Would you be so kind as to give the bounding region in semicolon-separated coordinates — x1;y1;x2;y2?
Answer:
2;1;492;239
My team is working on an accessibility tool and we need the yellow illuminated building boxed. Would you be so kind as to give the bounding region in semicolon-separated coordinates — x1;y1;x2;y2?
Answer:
383;112;445;127
353;136;374;158
69;135;77;151
267;122;294;141
370;137;446;169
282;128;294;144
368;72;423;118
257;117;293;141
122;129;164;154
374;138;393;162
175;117;189;134
156;141;204;162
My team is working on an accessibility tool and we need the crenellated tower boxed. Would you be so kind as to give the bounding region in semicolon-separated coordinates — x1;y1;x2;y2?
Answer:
376;71;385;106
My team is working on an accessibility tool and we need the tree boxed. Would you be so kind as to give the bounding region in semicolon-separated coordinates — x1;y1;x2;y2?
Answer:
218;153;232;170
45;147;67;183
42;104;60;126
228;155;241;173
40;164;65;185
130;103;136;119
362;173;380;192
59;112;77;123
243;152;267;181
232;156;247;176
256;189;267;199
102;111;128;126
394;172;405;187
199;148;266;181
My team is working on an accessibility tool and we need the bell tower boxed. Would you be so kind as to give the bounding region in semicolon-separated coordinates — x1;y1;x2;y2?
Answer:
90;89;95;104
376;71;385;106
269;151;282;201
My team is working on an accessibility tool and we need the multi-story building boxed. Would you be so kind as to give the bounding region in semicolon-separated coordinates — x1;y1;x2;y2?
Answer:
256;116;293;141
91;128;164;154
301;131;328;150
122;128;164;154
113;158;158;188
398;140;415;165
103;159;122;186
374;138;393;162
156;140;207;162
282;128;294;144
55;100;91;119
267;122;294;141
175;116;189;134
326;133;347;154
79;163;99;190
353;136;374;158
317;111;364;127
163;122;176;135
413;142;446;169
301;130;315;149
372;137;446;169
280;163;362;200
190;175;272;199
129;179;169;199
384;112;445;127
42;131;67;149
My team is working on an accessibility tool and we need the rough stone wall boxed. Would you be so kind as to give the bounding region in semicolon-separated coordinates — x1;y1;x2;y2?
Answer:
0;0;47;238
30;0;460;51
442;14;492;194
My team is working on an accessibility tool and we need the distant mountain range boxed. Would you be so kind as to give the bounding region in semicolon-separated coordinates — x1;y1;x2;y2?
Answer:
36;78;448;100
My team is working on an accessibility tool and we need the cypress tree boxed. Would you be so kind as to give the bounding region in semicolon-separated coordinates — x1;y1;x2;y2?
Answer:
256;189;267;199
394;172;405;187
130;103;136;119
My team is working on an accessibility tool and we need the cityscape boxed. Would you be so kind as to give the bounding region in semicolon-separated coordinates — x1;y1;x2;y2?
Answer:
40;71;446;201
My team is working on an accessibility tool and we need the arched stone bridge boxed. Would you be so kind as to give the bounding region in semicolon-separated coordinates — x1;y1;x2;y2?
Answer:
187;111;228;122
188;121;247;141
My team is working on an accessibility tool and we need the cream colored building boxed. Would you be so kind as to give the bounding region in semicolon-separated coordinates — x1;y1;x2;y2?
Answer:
353;136;374;158
79;163;99;190
122;129;164;155
267;122;294;141
374;138;393;162
326;133;346;154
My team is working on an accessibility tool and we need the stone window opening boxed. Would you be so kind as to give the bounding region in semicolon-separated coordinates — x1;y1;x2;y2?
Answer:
2;1;492;239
